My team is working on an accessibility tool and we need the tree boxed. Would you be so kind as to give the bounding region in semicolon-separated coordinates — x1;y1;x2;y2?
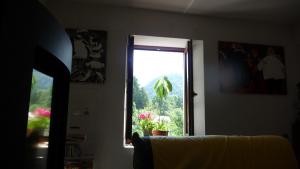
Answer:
168;108;183;136
132;103;144;136
150;96;172;116
133;76;149;109
29;74;53;112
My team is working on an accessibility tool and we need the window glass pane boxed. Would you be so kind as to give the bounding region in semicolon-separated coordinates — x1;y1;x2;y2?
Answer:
26;69;53;169
132;50;184;136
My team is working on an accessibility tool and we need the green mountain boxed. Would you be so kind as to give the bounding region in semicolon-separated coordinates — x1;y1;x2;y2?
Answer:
144;74;184;99
33;69;53;90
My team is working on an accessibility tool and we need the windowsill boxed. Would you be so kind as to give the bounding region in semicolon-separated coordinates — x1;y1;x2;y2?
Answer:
123;134;199;149
123;144;134;149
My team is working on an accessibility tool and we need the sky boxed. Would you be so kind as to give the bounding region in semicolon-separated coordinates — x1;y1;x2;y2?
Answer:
133;50;184;87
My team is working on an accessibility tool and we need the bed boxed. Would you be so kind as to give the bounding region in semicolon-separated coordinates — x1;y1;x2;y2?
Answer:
132;133;298;169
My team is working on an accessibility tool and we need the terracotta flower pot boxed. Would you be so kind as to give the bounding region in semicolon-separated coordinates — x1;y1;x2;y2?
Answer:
152;130;168;136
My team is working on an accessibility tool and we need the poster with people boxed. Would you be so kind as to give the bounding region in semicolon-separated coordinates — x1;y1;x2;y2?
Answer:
66;29;107;83
219;41;286;95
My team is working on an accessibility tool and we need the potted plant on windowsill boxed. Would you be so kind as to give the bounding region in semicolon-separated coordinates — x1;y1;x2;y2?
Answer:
152;119;169;136
152;76;172;136
138;112;155;136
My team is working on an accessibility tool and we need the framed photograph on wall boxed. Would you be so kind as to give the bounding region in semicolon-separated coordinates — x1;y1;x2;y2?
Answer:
66;29;107;83
218;41;286;95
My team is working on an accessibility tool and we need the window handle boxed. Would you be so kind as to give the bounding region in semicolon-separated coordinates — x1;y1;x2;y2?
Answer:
192;91;198;97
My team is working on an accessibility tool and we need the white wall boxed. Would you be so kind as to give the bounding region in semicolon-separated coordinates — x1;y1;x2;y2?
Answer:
46;1;300;168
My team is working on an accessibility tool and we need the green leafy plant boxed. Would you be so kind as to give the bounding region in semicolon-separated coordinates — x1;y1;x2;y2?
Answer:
154;76;172;100
153;76;172;131
153;115;171;130
153;76;173;116
154;121;168;131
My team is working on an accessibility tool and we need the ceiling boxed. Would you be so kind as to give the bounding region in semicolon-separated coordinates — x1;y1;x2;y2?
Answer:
63;0;300;24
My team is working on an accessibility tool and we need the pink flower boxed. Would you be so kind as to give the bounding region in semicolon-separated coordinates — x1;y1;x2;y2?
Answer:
34;108;51;117
138;112;152;120
138;113;146;119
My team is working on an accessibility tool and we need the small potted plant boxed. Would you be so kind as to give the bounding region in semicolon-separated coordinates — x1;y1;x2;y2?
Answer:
152;116;170;136
138;112;155;136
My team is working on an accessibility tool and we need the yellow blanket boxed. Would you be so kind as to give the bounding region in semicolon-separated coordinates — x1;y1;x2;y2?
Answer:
150;135;298;169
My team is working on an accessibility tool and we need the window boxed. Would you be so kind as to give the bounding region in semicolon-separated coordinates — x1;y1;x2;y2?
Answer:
125;35;199;144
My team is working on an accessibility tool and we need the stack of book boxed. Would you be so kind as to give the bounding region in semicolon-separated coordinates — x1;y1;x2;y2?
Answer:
65;133;86;158
66;133;86;143
65;143;81;158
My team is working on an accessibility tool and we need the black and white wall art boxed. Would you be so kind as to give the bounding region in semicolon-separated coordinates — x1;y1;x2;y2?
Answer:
66;29;107;83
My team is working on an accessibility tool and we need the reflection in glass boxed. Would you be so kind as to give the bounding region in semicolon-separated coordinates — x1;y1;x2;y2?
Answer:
26;69;53;169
